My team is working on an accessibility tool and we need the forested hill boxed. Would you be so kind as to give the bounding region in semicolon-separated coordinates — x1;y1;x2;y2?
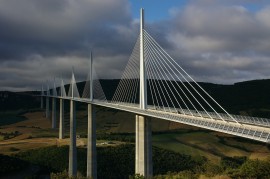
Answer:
88;79;270;117
0;91;39;111
199;79;270;114
1;79;270;118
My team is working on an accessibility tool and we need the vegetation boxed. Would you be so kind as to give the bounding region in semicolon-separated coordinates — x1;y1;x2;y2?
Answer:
14;145;69;173
130;171;198;179
0;154;28;175
0;91;39;112
96;132;135;142
220;156;247;170
12;145;204;178
0;131;21;140
3;79;270;116
51;170;87;179
0;143;269;178
2;79;270;178
0;111;27;126
99;79;270;117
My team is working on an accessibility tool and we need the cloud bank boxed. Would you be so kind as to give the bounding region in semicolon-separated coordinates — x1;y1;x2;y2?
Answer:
0;0;270;91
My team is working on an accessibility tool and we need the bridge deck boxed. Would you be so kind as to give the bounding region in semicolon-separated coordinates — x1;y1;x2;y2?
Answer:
44;96;270;143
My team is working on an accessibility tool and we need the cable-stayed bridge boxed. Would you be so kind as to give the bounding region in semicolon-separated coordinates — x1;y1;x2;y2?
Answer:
40;9;270;178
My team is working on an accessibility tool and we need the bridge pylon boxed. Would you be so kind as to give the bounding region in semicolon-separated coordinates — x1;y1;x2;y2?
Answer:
87;52;97;179
52;98;56;129
87;103;97;179
59;98;64;139
46;83;50;119
40;85;44;109
135;8;153;178
51;79;57;129
59;78;66;139
69;99;77;177
69;70;77;177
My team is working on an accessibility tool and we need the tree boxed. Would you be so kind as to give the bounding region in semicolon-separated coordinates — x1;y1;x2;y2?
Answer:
239;159;270;179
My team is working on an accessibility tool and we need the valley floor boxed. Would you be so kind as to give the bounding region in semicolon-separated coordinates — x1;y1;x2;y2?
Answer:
1;109;270;178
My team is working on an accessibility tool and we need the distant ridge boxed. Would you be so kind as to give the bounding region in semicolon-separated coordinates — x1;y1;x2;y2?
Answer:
1;79;270;118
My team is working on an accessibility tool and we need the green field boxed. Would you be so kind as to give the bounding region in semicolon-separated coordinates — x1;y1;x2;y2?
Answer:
153;132;221;163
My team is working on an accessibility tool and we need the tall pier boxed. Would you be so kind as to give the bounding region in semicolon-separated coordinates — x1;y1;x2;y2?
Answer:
135;8;153;178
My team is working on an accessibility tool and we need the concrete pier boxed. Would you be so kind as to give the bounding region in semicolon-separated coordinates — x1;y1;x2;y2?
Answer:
59;99;64;139
52;98;56;129
135;115;152;177
69;100;77;177
46;97;50;119
41;96;43;109
136;8;152;178
87;104;97;179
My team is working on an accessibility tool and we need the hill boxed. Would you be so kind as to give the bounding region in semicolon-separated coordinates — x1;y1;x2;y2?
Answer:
1;79;270;158
0;91;39;111
99;79;270;117
2;78;270;116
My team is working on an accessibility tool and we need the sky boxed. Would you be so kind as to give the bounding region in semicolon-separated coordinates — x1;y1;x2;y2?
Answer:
1;0;270;91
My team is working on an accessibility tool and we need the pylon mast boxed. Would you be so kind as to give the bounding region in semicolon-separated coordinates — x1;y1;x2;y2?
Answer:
140;8;147;109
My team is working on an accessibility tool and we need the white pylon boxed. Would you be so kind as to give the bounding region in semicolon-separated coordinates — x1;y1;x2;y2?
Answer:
140;8;147;110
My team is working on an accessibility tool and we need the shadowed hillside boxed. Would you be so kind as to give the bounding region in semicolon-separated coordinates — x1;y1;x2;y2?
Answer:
98;79;270;117
2;79;270;117
0;91;40;111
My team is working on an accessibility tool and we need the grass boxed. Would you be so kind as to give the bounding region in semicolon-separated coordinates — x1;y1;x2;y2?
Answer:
152;130;270;164
175;132;250;156
220;137;270;160
32;129;58;138
153;132;222;163
0;140;55;155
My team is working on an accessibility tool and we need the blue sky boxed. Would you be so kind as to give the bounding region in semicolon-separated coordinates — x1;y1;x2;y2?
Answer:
130;0;188;21
130;0;268;21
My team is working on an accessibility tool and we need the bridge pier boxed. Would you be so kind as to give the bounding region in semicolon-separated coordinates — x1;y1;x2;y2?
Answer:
59;99;64;139
41;96;43;109
135;115;152;177
69;100;77;177
135;8;152;178
87;104;97;179
46;97;50;119
52;98;56;129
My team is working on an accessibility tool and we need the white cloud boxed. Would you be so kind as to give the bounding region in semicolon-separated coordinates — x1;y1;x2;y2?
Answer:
164;1;270;83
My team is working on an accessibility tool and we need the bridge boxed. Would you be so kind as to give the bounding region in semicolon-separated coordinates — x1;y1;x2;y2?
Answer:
40;9;270;178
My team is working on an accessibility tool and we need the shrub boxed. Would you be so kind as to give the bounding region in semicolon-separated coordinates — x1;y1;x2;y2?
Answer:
203;162;223;177
153;171;198;179
0;154;28;174
238;159;270;179
51;170;87;179
221;156;247;169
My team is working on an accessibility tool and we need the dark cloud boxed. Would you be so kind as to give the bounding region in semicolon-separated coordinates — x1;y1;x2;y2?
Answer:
165;1;270;84
1;0;270;91
0;0;138;91
0;0;134;60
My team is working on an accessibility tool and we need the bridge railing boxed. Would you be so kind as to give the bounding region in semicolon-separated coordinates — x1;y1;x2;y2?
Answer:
92;99;270;128
91;100;270;143
44;96;270;128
